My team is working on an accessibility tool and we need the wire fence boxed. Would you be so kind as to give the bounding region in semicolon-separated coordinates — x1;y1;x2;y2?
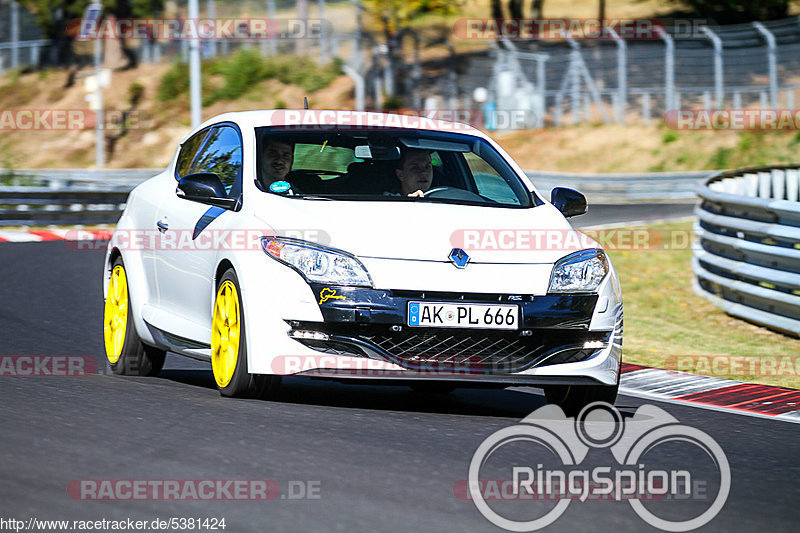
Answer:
457;17;800;128
5;1;800;131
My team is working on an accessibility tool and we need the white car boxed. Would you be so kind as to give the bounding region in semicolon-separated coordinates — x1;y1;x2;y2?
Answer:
103;110;623;414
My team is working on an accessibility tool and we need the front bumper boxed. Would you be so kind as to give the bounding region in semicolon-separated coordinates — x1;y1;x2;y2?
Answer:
283;285;622;385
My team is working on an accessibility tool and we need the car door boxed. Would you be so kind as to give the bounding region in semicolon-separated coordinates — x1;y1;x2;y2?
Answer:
152;124;244;342
140;128;210;312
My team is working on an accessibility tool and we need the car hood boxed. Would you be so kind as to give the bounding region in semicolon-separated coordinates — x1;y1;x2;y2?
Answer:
253;197;598;264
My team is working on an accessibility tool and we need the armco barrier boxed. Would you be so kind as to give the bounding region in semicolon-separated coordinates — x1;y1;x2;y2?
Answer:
0;169;159;227
0;167;717;227
526;170;720;202
693;166;800;337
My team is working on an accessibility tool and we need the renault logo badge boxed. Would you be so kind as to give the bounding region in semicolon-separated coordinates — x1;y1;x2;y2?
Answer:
449;248;470;269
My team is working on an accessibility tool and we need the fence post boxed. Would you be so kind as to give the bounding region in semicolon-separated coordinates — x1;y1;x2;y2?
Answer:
318;0;328;63
268;0;277;56
568;42;581;124
701;26;724;109
207;0;217;58
343;64;365;110
607;27;626;123
642;92;651;124
733;90;741;109
554;94;563;126
657;26;674;111
11;1;20;69
584;92;591;121
753;22;778;109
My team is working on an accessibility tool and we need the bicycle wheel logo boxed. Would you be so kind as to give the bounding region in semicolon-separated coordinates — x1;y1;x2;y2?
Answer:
468;402;730;532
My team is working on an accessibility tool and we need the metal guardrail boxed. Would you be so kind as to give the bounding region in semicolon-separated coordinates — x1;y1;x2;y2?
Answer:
527;170;721;202
0;169;160;226
693;166;800;337
0;167;719;226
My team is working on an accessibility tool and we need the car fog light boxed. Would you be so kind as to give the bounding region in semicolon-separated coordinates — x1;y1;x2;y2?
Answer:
289;330;330;341
583;340;605;349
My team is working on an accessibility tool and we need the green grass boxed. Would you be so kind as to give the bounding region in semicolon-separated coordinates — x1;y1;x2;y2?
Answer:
608;220;800;389
158;50;343;106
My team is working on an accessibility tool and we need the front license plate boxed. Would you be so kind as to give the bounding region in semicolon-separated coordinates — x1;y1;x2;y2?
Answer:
407;302;519;330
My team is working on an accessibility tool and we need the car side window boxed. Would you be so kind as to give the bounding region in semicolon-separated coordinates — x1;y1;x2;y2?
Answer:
462;152;522;205
175;130;210;179
189;126;243;196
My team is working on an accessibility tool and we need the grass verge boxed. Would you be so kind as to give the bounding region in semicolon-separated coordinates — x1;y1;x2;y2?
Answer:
607;220;800;389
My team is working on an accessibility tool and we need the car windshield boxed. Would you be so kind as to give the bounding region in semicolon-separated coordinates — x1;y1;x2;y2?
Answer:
255;127;538;208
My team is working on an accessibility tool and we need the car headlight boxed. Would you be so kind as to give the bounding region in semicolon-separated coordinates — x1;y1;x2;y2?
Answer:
261;237;373;287
548;249;608;293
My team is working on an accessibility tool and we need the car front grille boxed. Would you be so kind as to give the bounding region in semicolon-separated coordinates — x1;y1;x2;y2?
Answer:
292;323;609;374
360;331;596;373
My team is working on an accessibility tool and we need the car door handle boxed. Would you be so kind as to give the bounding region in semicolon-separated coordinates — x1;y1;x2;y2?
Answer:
156;220;169;233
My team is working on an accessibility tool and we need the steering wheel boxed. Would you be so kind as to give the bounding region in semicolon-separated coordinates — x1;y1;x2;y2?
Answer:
423;187;489;202
422;186;458;198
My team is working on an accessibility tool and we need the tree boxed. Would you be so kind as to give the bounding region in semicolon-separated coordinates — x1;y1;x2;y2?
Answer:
491;0;503;19
530;0;543;19
508;0;523;19
295;0;309;55
20;0;164;68
362;0;462;99
667;0;789;23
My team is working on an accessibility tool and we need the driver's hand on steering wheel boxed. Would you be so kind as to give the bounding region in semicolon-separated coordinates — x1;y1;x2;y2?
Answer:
408;190;425;197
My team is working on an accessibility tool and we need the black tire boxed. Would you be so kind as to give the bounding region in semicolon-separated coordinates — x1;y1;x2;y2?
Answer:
544;383;619;417
104;257;166;377
212;268;281;398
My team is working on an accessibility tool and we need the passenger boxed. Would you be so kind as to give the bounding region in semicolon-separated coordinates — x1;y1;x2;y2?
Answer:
259;139;294;189
395;148;434;197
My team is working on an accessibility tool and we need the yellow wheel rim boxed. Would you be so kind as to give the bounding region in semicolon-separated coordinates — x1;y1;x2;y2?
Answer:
104;265;129;363
211;280;240;388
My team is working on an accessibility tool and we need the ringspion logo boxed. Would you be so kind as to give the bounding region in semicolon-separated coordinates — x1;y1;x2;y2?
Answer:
465;402;729;531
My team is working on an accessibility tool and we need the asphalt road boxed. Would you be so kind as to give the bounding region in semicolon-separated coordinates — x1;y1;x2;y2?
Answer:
575;203;696;228
1;207;797;533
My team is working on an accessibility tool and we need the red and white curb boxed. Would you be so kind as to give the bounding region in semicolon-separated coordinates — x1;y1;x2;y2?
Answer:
0;228;112;243
620;362;800;424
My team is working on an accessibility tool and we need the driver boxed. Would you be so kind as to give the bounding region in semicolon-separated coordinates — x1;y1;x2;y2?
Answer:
259;138;294;190
395;148;433;197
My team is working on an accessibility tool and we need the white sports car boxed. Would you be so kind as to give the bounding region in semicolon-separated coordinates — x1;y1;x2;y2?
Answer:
103;110;623;414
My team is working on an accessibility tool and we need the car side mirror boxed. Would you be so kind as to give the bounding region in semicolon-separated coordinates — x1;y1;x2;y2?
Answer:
550;187;587;217
177;173;237;209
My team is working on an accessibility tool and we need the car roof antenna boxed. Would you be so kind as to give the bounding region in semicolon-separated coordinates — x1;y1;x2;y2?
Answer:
304;97;309;109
